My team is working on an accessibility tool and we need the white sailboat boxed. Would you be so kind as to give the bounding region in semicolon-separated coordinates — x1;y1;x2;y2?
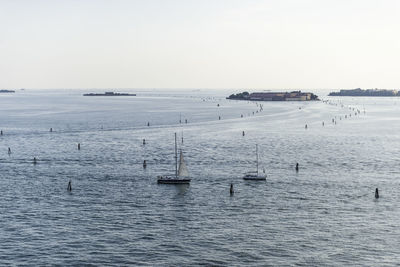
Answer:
157;133;191;184
242;144;266;180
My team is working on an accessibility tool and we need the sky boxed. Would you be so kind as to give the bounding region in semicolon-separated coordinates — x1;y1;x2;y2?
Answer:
1;0;399;89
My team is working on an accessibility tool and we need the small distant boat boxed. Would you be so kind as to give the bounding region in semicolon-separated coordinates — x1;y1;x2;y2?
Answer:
157;133;191;184
243;144;266;180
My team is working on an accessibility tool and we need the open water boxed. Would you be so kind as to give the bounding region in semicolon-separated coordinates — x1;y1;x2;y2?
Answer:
1;89;400;266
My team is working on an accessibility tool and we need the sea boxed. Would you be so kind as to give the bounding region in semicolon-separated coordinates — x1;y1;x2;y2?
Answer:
1;89;400;266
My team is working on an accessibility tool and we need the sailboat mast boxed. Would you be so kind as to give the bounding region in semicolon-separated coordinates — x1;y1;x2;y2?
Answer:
175;132;178;178
256;144;259;175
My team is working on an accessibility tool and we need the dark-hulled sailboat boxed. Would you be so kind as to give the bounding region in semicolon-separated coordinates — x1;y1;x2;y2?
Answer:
242;144;266;180
157;133;191;184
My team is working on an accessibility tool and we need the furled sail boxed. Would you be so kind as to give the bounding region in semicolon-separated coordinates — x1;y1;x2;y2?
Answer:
178;150;189;177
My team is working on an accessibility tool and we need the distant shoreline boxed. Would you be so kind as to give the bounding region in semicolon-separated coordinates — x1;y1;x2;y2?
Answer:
83;91;136;96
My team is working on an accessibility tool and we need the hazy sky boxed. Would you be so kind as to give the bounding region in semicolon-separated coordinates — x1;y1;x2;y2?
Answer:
1;0;399;89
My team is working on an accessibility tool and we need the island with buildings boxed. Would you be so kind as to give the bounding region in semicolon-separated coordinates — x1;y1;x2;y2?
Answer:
329;88;399;97
0;90;15;93
83;91;136;96
227;91;319;101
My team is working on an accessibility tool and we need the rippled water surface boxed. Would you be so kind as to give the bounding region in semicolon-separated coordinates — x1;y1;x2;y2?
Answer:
1;89;400;266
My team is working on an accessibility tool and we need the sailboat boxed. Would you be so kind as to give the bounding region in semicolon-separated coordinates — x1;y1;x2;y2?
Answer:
242;144;266;180
157;133;191;184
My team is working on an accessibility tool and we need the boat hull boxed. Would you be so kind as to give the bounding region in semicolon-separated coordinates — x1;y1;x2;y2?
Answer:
243;175;266;181
157;178;191;184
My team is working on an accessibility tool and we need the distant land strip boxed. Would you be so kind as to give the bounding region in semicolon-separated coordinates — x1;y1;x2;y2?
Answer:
329;88;400;97
83;91;136;96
